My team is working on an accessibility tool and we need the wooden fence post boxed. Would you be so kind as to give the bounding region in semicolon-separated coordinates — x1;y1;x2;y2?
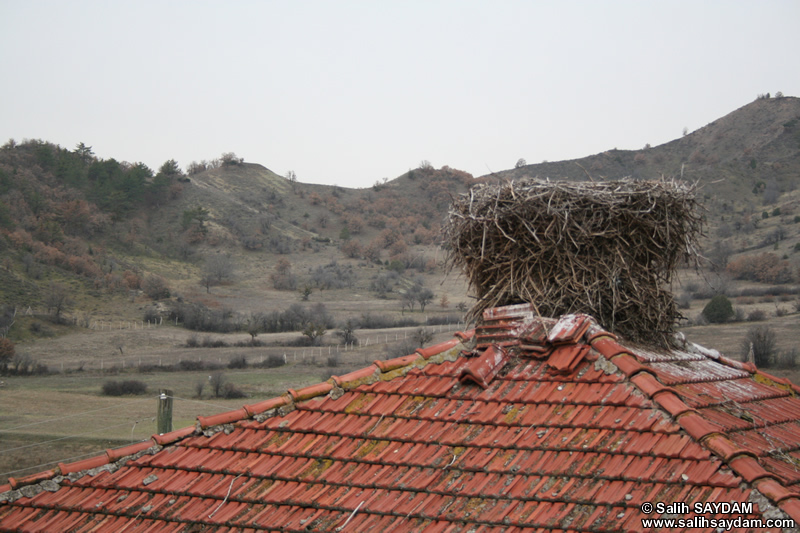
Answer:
157;389;174;435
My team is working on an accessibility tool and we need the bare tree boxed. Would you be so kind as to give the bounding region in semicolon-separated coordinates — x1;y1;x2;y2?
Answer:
286;170;298;192
415;286;434;312
111;334;125;355
209;371;226;398
302;323;327;346
221;152;244;166
742;326;777;368
336;319;358;346
44;283;72;319
0;305;16;337
247;313;265;341
202;254;235;292
412;328;433;347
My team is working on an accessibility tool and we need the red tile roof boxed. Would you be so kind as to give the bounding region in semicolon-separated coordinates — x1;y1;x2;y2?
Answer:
2;303;800;531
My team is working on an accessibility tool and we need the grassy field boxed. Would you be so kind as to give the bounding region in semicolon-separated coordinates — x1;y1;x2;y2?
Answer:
3;253;800;487
0;323;463;484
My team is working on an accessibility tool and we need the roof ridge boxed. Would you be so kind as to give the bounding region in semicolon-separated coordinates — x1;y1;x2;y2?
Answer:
1;329;474;496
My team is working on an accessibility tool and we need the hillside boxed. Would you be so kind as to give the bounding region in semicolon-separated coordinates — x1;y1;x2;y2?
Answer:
2;96;800;485
1;94;799;354
487;95;800;202
0;140;475;352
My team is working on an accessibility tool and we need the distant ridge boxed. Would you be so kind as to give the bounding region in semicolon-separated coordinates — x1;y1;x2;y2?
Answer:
483;96;800;201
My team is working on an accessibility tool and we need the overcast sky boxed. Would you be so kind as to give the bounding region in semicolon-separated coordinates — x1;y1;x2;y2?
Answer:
2;1;799;188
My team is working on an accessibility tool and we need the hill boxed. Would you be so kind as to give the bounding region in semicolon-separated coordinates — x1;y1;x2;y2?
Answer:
1;94;799;356
486;95;800;202
2;96;800;484
0;141;475;353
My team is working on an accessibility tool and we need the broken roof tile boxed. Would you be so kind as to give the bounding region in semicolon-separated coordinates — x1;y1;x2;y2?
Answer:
458;345;510;389
546;344;590;375
547;313;593;344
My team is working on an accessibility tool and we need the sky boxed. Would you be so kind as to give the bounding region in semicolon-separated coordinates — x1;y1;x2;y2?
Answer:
1;1;799;189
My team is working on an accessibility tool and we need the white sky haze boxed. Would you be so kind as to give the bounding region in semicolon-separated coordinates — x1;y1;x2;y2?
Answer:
1;1;799;187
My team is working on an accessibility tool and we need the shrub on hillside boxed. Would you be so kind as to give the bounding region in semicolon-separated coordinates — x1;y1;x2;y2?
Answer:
142;274;170;300
0;338;15;371
702;294;734;323
169;302;238;333
311;261;356;289
726;253;794;284
102;380;148;396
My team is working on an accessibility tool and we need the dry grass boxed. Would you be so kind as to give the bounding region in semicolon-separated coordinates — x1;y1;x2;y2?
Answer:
0;324;462;484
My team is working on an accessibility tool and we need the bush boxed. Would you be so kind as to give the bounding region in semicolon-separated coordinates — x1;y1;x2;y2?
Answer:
201;336;228;348
320;368;337;381
385;339;420;360
425;314;461;326
288;335;316;347
702;294;734;323
222;382;246;399
263;354;286;368
311;261;356;289
169;301;239;333
142;275;170;300
6;353;49;376
357;312;419;329
747;309;767;322
676;293;692;310
0;337;15;371
776;348;797;369
233;338;265;347
228;355;248;369
726;253;795;284
143;307;161;323
742;325;777;367
102;380;148;396
178;360;205;371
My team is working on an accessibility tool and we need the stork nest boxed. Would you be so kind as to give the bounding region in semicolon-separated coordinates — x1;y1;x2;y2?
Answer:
444;178;702;347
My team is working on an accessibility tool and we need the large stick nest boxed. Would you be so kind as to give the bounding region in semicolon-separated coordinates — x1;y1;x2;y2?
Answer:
444;178;702;347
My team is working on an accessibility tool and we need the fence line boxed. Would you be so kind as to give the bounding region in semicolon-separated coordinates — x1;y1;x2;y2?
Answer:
32;322;465;374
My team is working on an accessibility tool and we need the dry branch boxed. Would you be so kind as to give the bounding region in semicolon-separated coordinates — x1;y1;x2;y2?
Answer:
444;178;702;347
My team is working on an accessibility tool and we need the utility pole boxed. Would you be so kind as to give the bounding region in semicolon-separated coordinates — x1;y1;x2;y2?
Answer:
157;389;173;434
